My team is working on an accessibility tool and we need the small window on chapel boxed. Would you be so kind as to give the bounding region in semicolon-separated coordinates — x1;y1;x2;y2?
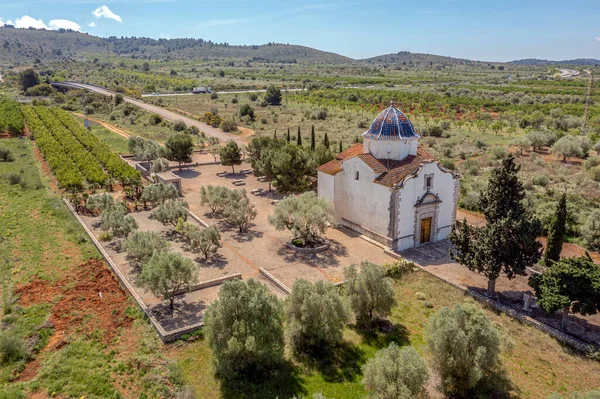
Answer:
425;175;433;189
355;171;360;180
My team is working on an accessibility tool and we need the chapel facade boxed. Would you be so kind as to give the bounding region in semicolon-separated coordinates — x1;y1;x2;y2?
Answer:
317;101;460;252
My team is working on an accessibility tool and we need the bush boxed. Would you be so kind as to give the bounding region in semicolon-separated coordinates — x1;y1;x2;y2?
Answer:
362;343;429;399
239;104;255;121
532;173;549;186
287;279;349;354
219;119;238;132
475;140;488;149
385;259;415;279
173;120;187;132
0;332;27;364
426;303;502;397
249;93;258;101
210;92;218;100
98;231;114;242
311;108;328;120
149;114;162;125
441;159;456;170
491;146;508;160
345;262;396;327
231;97;239;104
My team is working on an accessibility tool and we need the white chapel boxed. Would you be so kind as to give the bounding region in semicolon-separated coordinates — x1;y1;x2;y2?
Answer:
317;101;460;252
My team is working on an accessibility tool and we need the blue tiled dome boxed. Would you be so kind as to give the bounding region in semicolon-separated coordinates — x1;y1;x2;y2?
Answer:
362;104;419;140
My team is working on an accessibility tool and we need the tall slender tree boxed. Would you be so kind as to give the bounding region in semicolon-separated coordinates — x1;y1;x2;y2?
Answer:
286;128;291;143
450;155;543;296
310;125;316;151
338;140;343;153
297;126;302;146
273;129;277;139
323;132;330;149
544;193;567;265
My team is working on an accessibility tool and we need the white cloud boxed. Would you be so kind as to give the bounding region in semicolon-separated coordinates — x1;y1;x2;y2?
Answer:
88;21;96;27
595;37;600;42
13;15;48;29
92;5;122;23
49;19;81;31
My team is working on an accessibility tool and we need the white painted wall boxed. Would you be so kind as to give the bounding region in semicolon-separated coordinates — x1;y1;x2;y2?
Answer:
363;137;418;161
395;162;458;251
335;157;391;236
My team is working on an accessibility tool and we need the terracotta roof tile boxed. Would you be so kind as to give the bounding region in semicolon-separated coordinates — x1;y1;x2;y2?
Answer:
417;147;435;160
356;154;388;173
373;155;424;188
316;159;342;175
336;143;364;160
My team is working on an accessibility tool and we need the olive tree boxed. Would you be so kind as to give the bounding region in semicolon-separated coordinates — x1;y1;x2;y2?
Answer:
287;279;349;354
552;136;583;161
86;193;116;214
223;189;257;233
152;199;189;226
177;220;221;260
141;183;179;208
101;205;138;238
268;192;333;246
128;136;165;162
150;157;170;173
200;185;231;214
426;303;502;398
204;279;284;379
137;251;199;311
344;262;396;327
123;231;169;264
362;343;429;399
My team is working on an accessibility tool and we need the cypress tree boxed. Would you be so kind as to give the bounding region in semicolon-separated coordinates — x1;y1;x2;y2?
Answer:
544;193;567;265
297;126;302;146
323;133;329;149
310;125;316;151
273;129;277;139
287;128;291;143
338;141;343;153
479;154;525;223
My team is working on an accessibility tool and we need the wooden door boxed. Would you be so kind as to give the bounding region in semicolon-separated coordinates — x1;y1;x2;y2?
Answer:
420;217;432;244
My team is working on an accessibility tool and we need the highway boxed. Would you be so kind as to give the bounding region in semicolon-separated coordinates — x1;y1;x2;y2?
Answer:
51;82;247;145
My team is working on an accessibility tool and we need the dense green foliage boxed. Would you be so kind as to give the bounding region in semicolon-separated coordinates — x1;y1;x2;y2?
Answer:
166;132;194;170
123;230;169;263
544;193;567;264
0;97;24;136
426;303;502;398
286;279;349;354
204;279;285;379
344;262;396;327
219;140;243;173
362;343;429;399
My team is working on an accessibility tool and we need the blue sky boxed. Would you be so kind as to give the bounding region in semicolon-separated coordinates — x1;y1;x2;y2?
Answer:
0;0;599;61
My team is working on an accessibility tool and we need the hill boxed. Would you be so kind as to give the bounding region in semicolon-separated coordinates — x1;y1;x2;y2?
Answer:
0;27;353;65
360;51;476;66
511;58;600;66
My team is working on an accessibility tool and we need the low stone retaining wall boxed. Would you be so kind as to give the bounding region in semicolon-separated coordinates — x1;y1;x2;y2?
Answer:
286;240;330;254
63;198;205;342
259;267;292;295
186;209;210;228
173;273;241;296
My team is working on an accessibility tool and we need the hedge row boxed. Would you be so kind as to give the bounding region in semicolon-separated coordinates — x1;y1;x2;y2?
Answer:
0;97;25;136
34;106;108;185
21;106;84;189
50;107;140;185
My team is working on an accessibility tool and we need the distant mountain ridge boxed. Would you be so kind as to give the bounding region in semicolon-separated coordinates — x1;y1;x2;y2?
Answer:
0;27;597;66
510;58;600;66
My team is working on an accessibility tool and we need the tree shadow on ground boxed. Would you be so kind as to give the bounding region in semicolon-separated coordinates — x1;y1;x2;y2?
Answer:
220;360;306;399
173;169;200;179
352;319;411;350
470;367;520;399
297;341;366;384
231;228;263;243
196;253;228;269
275;239;348;268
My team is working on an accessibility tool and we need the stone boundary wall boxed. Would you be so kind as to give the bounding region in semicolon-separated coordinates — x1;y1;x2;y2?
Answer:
63;198;205;342
259;267;292;295
186;209;210;228
383;248;598;354
172;273;241;296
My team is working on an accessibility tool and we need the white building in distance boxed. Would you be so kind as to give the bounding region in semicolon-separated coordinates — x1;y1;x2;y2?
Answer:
317;101;460;252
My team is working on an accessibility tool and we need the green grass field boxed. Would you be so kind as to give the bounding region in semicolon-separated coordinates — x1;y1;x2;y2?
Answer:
170;271;600;399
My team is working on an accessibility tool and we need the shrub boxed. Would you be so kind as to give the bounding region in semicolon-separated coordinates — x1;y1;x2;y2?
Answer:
101;205;138;238
441;159;456;170
491;146;508;160
210;92;218;100
0;332;27;364
204;279;284;379
344;262;396;327
475;140;487;149
123;231;169;263
287;279;349;354
98;231;114;242
532;173;549;187
311;108;328;120
426;303;502;397
362;343;429;399
231;97;239;104
239;104;255;121
173;120;187;132
219;119;238;132
385;259;415;279
249;93;258;101
580;210;600;251
149;114;162;125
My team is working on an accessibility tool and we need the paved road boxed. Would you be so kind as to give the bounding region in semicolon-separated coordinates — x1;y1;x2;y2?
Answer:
558;68;579;78
52;82;247;145
142;88;305;98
